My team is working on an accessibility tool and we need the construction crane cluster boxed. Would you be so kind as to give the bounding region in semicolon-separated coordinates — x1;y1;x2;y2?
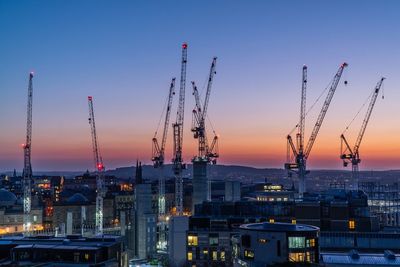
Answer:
285;62;386;197
285;63;348;197
17;51;386;239
150;43;220;249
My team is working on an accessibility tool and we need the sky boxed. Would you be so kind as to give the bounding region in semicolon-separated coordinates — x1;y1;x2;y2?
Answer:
0;0;399;171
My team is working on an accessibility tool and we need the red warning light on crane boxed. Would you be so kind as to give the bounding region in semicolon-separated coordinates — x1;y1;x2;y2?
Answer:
88;96;93;100
182;43;188;49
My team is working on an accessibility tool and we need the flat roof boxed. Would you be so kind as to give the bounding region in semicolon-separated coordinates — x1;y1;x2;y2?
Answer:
240;222;319;232
322;252;400;265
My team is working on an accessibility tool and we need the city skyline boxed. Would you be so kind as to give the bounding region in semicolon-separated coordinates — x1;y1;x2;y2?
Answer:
1;0;400;171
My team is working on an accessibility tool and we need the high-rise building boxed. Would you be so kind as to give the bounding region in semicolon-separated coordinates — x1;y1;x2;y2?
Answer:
192;160;208;212
133;183;156;259
225;180;241;202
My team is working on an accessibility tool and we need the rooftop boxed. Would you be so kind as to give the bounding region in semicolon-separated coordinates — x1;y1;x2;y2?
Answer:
321;251;400;265
240;222;319;232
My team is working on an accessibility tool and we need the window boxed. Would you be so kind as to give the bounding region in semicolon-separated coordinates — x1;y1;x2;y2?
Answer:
241;234;251;247
277;240;281;256
244;249;254;259
188;235;198;246
269;218;275;223
212;251;217;261
187;252;193;261
74;252;80;262
349;219;355;230
209;234;219;246
291;219;296;224
308;238;315;247
84;253;90;260
33;215;37;222
258;238;268;244
289;252;305;262
288;237;305;248
221;251;225;261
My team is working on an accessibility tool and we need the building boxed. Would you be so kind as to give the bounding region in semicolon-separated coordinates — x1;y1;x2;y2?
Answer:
296;189;379;232
133;183;157;259
0;189;43;234
168;216;189;267
252;183;295;202
321;250;400;267
192;158;209;212
52;193;114;233
225;180;241;202
232;222;320;267
359;182;400;227
0;235;128;266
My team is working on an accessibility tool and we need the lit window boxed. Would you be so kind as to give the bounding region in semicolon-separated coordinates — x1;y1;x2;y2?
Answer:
258;238;268;244
269;218;275;223
209;234;219;246
291;219;296;224
288;237;305;248
187;252;193;261
84;253;90;260
349;219;355;230
306;251;311;262
244;249;254;259
309;239;315;247
188;235;198;246
221;251;225;261
289;252;305;262
212;251;217;261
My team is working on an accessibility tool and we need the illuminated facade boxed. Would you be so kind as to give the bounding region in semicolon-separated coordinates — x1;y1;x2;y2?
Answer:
233;222;319;267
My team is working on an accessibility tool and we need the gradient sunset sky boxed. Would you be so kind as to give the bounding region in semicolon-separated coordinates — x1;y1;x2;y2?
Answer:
1;0;399;171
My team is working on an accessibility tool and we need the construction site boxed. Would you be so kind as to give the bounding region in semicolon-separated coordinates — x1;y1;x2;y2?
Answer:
5;40;400;266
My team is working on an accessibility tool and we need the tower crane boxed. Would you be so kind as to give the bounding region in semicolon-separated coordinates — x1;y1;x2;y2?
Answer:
191;57;219;204
191;57;219;162
22;72;34;235
151;78;175;249
340;77;385;190
172;43;188;216
285;63;348;197
88;96;105;236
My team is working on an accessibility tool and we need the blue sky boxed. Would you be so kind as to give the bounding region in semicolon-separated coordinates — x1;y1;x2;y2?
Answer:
1;0;399;171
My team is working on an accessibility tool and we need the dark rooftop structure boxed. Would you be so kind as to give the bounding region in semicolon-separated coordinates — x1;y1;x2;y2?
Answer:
0;235;127;266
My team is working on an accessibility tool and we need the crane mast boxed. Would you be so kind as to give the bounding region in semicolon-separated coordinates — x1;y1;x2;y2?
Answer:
23;72;34;235
88;96;105;236
172;43;188;216
285;63;348;197
151;78;175;250
297;65;307;154
340;77;385;189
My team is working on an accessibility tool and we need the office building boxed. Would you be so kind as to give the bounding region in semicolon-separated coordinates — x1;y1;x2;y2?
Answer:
232;222;320;267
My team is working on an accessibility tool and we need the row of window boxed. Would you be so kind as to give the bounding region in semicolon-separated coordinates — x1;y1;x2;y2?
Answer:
188;234;219;246
187;250;226;261
288;237;316;248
